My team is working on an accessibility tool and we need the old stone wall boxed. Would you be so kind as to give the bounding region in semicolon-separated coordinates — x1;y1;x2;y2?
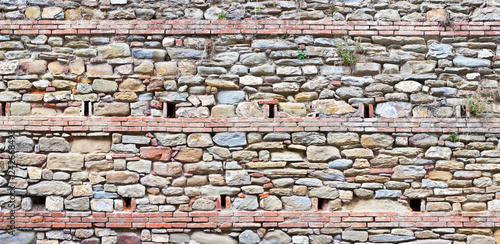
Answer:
2;0;500;243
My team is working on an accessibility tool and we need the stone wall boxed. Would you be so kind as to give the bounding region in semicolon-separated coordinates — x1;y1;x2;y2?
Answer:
1;117;500;243
3;24;500;119
2;0;500;243
1;0;500;22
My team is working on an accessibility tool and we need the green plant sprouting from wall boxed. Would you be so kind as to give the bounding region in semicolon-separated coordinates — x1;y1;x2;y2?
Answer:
448;131;459;142
329;3;338;13
297;49;308;60
217;10;227;20
463;94;489;117
336;36;362;65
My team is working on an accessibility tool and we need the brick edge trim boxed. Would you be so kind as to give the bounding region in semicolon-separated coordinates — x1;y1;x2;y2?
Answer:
2;19;500;36
0;210;496;229
0;116;497;134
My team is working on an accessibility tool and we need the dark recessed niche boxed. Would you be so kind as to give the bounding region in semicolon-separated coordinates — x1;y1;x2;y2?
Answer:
32;196;46;211
220;195;227;209
0;102;6;116
269;104;275;118
364;104;370;118
83;101;91;116
317;198;327;211
123;197;132;210
410;199;422;212
32;196;46;204
459;105;466;118
166;103;176;118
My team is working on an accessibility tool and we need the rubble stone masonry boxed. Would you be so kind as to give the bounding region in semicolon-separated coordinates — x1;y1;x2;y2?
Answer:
2;0;500;243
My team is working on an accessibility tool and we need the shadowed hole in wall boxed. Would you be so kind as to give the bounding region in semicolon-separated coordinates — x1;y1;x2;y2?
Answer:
31;196;46;211
83;101;91;116
0;102;6;116
409;199;423;212
364;104;370;118
123;197;132;210
220;195;227;209
317;198;327;210
166;103;176;118
459;105;466;118
269;104;275;118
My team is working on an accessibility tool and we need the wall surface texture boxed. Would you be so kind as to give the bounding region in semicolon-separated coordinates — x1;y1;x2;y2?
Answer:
3;0;500;243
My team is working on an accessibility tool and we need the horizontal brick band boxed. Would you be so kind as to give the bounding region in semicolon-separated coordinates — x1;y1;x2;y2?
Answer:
0;211;497;229
2;19;500;36
0;116;497;134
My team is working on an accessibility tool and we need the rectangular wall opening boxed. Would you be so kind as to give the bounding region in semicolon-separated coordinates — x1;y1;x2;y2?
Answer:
269;104;275;118
166;103;176;118
32;196;46;210
220;195;227;209
317;198;327;211
0;102;6;116
123;197;132;210
364;104;371;118
409;199;422;212
83;101;91;116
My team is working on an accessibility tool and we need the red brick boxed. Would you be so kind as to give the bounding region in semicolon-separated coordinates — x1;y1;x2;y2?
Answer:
140;146;171;161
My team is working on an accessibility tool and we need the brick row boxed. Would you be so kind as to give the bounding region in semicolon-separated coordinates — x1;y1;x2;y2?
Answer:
1;20;500;36
0;211;495;229
0;116;495;133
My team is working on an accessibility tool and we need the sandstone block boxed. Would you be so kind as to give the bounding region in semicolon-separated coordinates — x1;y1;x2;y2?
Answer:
361;134;394;148
174;148;203;163
311;99;356;115
155;61;177;76
71;137;111;153
191;232;237;244
306;146;340;162
39;137;70;152
226;170;251;186
154;133;186;146
94;103;130;116
91;199;114;212
97;43;130;58
27;181;72;196
106;171;140;184
117;184;145;198
154;162;183;177
47;153;84;171
342;231;368;242
282;196;311;210
211;105;236;118
87;64;113;76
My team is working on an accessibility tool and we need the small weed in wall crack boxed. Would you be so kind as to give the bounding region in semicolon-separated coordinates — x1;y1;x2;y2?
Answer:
465;95;489;116
336;36;362;65
297;49;308;60
448;131;459;142
217;10;227;20
463;92;489;117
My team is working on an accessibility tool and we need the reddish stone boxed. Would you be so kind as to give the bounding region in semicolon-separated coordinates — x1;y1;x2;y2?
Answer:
175;39;183;46
174;148;202;163
454;170;481;179
146;80;164;91
150;100;162;109
82;238;100;244
117;233;141;244
106;171;139;184
140;146;171;161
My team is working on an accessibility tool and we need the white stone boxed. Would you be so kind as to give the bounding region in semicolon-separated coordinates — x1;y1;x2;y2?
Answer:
111;0;127;4
46;196;64;211
240;75;263;86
